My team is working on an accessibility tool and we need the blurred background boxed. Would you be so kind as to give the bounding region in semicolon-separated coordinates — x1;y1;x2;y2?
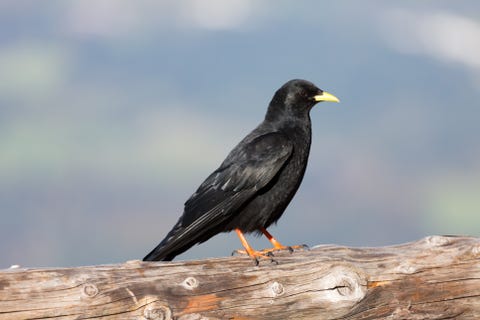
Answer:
1;1;479;268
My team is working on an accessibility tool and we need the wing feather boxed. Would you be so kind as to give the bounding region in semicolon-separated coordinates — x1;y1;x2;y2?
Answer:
143;132;293;261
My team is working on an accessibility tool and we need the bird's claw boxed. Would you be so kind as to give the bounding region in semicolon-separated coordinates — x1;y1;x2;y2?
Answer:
232;248;278;265
233;244;309;259
254;255;278;266
289;244;310;251
257;243;309;256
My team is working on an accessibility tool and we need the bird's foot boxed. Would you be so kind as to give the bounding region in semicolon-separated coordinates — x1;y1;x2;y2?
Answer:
289;244;310;251
259;244;310;255
232;244;308;265
231;248;278;266
233;244;309;256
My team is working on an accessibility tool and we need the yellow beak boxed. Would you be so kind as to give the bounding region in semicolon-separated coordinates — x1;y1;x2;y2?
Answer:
313;91;340;103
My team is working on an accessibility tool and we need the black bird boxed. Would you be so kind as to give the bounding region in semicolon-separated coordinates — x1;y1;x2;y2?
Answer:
143;79;339;262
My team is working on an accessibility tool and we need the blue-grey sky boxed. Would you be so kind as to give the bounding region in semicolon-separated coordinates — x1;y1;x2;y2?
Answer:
1;1;480;267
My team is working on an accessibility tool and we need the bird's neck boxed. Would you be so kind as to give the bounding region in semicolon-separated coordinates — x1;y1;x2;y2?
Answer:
265;105;312;126
265;109;312;132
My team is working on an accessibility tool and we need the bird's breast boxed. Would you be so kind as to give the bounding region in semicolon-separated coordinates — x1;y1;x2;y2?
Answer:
226;125;312;232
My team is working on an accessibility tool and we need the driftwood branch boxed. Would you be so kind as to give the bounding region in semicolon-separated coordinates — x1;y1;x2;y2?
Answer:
1;235;479;319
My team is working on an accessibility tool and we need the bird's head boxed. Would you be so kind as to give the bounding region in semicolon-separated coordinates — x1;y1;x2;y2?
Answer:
266;79;339;122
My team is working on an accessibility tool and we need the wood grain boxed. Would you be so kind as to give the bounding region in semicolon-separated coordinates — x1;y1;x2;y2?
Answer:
1;235;479;319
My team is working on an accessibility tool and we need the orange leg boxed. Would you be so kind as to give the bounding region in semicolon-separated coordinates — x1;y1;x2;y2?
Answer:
260;227;286;250
260;228;309;254
234;229;275;265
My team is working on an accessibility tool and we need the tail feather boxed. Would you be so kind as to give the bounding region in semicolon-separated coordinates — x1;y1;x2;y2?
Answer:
143;223;185;261
143;243;176;261
143;191;253;261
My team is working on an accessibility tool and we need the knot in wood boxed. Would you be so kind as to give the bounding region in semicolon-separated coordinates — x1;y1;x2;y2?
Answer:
270;281;284;296
395;262;417;274
181;276;199;290
82;283;98;297
471;244;480;257
425;235;451;247
319;266;366;303
336;278;355;296
143;302;172;320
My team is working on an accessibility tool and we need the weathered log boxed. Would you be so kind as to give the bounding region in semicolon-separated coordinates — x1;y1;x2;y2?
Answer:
1;235;479;319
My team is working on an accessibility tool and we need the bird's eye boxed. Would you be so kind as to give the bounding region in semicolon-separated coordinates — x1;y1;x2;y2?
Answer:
300;91;309;99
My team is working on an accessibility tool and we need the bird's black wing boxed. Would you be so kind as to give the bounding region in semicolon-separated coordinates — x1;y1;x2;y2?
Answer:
143;131;293;261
